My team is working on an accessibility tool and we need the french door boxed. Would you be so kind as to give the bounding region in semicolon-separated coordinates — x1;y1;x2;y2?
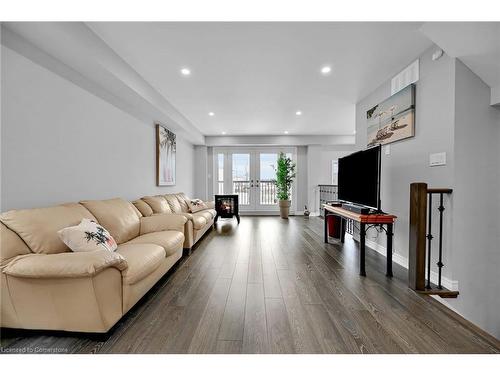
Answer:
214;147;296;213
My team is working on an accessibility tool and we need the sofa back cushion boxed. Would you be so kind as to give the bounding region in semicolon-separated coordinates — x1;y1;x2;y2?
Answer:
0;203;97;254
130;203;143;218
142;196;172;214
175;193;191;213
133;199;153;217
80;198;140;244
164;194;182;213
0;222;31;265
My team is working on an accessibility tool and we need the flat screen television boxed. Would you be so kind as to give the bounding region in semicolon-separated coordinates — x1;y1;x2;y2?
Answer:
338;145;381;211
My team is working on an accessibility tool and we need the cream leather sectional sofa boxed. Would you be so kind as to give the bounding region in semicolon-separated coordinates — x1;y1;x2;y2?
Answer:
133;193;216;253
0;193;215;333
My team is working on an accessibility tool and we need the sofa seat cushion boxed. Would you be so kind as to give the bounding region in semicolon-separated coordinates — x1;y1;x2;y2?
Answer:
140;214;187;235
194;211;213;223
125;231;184;257
190;215;208;230
0;203;97;254
80;198;140;245
202;209;217;219
116;243;166;285
2;250;127;279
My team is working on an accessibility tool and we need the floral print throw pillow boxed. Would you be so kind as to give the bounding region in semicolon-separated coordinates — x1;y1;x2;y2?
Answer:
188;199;208;213
58;218;117;252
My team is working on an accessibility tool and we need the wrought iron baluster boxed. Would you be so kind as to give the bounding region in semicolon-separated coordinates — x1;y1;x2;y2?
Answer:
437;193;445;289
426;193;433;289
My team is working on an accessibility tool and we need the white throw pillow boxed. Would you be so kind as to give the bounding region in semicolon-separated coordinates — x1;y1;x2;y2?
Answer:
188;199;208;213
58;218;117;252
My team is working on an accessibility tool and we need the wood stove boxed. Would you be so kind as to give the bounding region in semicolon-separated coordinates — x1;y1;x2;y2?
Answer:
214;194;240;224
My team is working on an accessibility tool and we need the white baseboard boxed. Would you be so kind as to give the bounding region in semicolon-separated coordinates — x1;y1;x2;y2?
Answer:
365;238;409;268
350;234;459;291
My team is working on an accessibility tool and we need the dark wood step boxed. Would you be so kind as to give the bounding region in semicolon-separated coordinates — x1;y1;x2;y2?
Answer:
417;289;459;298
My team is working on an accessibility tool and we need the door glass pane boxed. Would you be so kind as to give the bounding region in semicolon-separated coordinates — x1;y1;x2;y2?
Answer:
217;153;224;194
232;154;250;205
260;153;277;205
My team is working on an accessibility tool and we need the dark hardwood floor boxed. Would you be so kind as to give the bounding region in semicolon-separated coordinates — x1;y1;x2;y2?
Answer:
1;216;499;354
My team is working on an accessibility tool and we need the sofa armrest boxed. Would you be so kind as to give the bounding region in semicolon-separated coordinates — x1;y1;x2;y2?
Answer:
205;200;215;209
179;212;194;221
140;214;187;235
2;250;127;279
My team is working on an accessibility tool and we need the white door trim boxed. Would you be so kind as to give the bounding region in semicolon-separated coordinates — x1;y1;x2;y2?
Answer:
212;146;297;214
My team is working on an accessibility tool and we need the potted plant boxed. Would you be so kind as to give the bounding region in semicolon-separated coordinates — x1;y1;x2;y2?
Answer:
275;152;296;219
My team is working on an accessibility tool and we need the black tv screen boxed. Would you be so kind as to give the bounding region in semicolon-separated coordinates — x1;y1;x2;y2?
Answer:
338;146;381;210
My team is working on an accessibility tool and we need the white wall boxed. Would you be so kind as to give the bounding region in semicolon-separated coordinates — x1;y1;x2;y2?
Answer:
355;45;456;273
1;46;195;210
193;145;208;200
307;145;354;213
451;59;500;338
355;45;500;338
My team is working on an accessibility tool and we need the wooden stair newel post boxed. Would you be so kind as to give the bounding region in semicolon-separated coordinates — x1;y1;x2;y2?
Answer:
409;182;428;291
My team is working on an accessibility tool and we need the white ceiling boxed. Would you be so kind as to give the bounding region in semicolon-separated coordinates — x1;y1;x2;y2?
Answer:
88;22;433;136
420;22;500;89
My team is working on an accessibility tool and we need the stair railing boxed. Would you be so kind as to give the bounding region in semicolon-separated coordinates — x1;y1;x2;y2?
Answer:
408;183;458;298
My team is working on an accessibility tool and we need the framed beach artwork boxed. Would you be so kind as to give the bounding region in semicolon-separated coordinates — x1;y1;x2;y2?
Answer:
367;84;416;147
156;123;176;186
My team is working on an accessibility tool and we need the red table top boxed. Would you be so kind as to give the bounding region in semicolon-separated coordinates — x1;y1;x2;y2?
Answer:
323;204;397;224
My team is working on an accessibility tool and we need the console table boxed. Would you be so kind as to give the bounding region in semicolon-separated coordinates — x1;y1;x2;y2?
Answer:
323;204;397;277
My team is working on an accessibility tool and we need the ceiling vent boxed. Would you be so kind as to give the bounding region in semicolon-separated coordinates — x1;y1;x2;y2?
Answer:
391;59;419;95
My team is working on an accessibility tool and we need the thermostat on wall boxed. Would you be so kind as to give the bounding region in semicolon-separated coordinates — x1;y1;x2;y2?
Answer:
429;152;446;167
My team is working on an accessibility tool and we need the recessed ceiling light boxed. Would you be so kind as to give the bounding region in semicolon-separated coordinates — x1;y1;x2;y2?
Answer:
284;131;289;134
208;112;215;116
180;68;191;76
295;110;302;116
320;65;332;75
221;131;226;135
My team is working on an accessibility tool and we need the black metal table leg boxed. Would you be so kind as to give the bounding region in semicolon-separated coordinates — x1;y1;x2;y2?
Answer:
386;223;394;277
359;222;366;276
324;212;328;243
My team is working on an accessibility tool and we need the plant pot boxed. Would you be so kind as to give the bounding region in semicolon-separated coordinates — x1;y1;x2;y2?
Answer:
279;200;291;219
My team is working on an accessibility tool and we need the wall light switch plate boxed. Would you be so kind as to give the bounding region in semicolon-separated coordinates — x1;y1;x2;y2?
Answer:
429;152;446;166
384;145;391;155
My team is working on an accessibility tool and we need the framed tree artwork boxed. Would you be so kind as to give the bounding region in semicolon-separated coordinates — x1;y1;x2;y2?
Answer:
156;123;176;186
